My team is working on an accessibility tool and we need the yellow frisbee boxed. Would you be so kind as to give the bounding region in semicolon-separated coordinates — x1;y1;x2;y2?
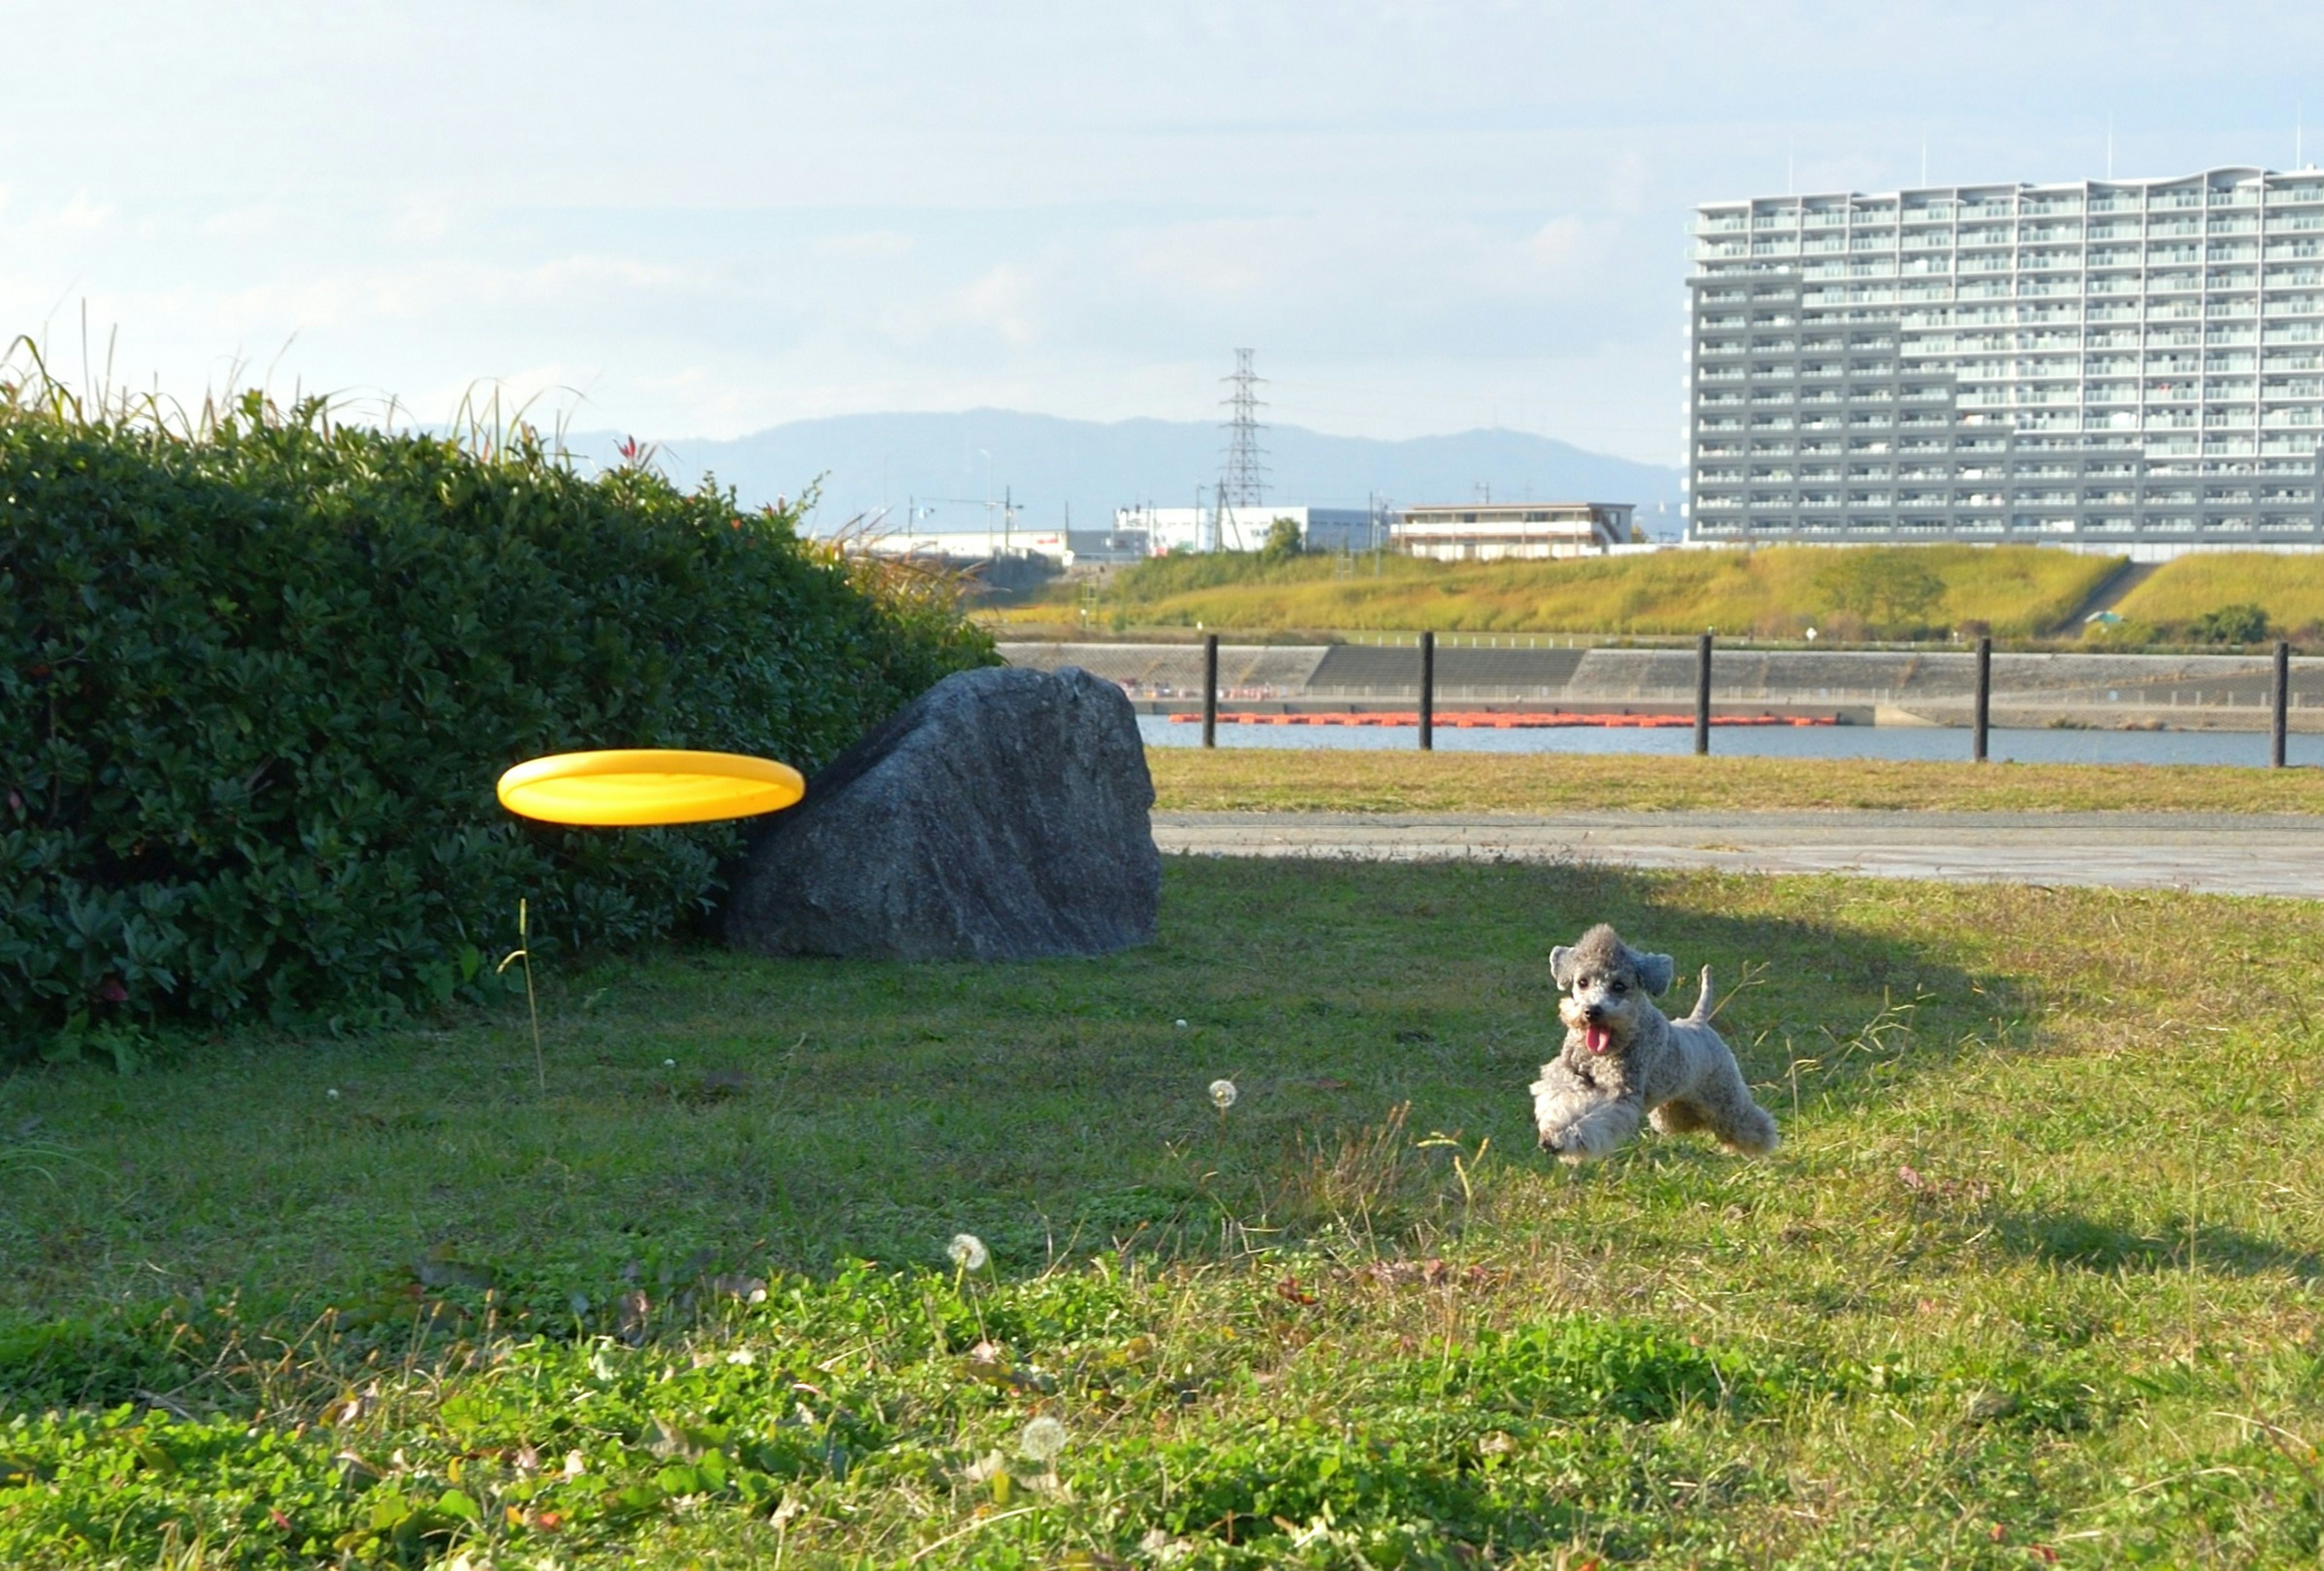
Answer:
496;749;805;827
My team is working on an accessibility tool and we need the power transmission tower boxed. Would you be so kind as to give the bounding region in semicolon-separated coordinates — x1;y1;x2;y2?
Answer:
1219;348;1267;509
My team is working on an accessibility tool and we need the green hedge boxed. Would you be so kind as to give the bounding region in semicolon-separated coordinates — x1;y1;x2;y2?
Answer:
1;395;993;1050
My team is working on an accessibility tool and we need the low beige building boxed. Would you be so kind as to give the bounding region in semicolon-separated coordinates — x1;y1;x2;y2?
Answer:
1392;501;1635;560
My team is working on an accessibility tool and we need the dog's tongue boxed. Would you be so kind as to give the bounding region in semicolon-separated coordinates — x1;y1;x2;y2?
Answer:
1584;1023;1611;1055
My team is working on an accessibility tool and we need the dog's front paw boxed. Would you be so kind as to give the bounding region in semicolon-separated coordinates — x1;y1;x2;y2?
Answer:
1537;1126;1592;1165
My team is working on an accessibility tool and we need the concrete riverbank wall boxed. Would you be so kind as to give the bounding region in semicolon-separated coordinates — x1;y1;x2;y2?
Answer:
998;642;2322;732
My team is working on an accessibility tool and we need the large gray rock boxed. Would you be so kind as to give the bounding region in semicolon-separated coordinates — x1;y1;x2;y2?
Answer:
723;665;1159;961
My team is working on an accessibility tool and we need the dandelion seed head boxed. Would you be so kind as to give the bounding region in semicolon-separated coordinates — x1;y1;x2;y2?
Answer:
1019;1415;1068;1463
1209;1078;1238;1111
663;1058;677;1069
325;1088;340;1100
1173;1019;1188;1029
947;1233;988;1272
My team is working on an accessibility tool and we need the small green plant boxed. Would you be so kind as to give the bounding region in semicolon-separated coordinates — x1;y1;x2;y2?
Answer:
1259;516;1304;563
1816;548;1946;636
496;898;547;1094
2188;602;2270;644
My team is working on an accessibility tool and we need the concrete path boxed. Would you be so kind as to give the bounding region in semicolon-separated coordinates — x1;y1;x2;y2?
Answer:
1152;810;2324;898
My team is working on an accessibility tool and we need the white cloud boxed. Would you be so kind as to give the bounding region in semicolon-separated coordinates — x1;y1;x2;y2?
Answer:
53;193;113;234
808;230;916;261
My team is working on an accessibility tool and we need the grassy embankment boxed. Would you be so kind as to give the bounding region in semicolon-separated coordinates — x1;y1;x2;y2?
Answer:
5;858;2324;1565
1148;749;2324;815
993;545;2118;640
999;548;2324;647
2110;553;2324;641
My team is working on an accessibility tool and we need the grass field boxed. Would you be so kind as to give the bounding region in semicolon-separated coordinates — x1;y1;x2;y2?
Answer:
2115;555;2324;640
5;857;2324;1566
1148;748;2324;815
996;546;2121;641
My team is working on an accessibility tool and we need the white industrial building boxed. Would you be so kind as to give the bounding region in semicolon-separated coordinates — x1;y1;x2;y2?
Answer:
1393;502;1635;560
850;526;1071;564
1111;503;1385;556
1686;164;2324;556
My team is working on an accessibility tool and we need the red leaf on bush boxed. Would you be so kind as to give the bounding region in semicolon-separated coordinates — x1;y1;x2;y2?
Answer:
269;1508;291;1531
98;979;128;1003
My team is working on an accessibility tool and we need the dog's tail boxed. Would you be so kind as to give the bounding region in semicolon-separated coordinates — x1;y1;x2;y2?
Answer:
1685;965;1714;1024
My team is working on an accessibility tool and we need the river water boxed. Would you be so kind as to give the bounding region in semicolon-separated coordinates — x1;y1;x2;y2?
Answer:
1138;716;2323;767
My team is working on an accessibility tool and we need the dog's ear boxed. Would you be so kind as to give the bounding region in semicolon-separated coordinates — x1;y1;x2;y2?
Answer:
1633;950;1676;996
1549;944;1578;989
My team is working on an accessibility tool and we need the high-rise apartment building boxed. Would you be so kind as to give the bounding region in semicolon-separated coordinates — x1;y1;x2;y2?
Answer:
1684;166;2324;555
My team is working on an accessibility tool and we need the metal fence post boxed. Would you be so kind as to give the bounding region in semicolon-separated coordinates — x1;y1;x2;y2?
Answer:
1694;632;1712;757
2274;638;2290;769
1419;631;1436;751
1974;635;1992;763
1202;633;1218;749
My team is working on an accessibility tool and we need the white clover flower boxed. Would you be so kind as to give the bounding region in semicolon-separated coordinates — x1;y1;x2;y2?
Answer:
726;1349;757;1366
1019;1415;1068;1464
1209;1079;1239;1111
947;1233;989;1272
663;1058;677;1069
1173;1019;1188;1030
326;1089;340;1100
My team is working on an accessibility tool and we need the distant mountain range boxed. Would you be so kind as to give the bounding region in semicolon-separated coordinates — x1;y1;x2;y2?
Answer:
559;410;1685;539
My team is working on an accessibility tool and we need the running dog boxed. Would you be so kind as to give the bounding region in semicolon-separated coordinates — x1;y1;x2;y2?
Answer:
1529;923;1778;1164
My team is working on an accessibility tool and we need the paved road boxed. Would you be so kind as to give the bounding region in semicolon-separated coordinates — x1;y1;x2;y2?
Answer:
1152;810;2324;898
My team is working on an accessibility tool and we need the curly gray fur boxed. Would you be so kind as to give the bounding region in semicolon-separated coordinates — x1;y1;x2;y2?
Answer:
1529;923;1778;1165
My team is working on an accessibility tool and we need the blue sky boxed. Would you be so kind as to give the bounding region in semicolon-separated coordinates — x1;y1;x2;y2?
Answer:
3;1;2320;464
